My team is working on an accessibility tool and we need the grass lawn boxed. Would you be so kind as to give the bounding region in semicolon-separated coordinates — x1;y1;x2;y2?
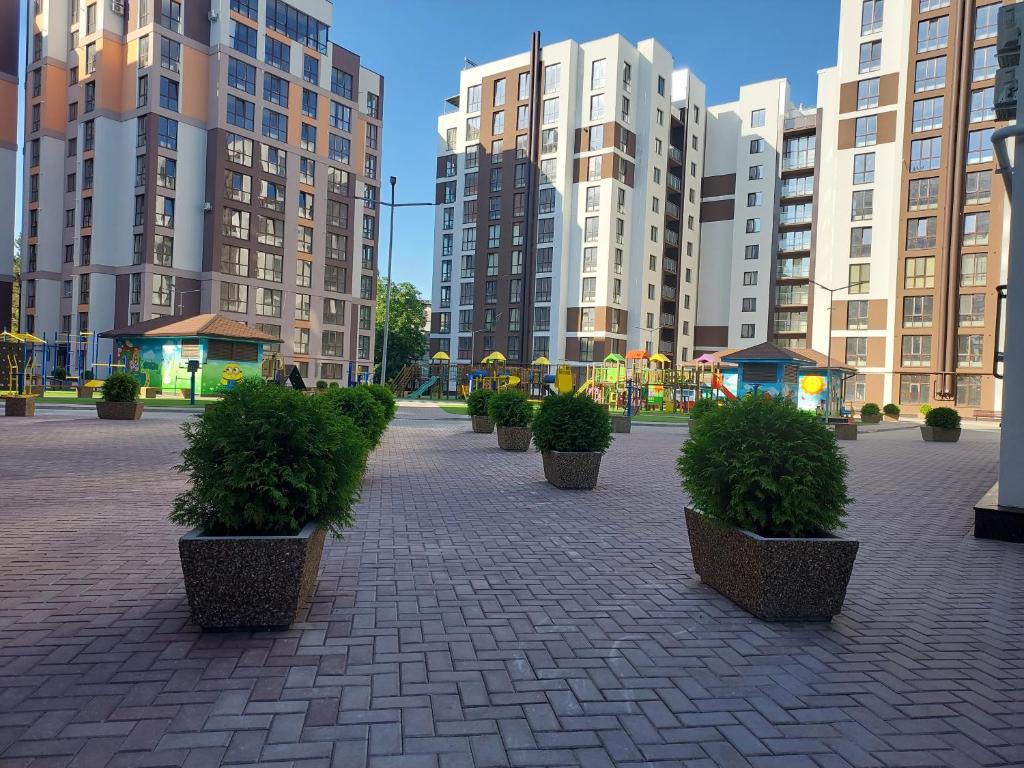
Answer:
30;391;217;408
436;400;689;424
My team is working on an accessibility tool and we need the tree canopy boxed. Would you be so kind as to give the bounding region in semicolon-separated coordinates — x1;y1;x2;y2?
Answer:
375;279;426;381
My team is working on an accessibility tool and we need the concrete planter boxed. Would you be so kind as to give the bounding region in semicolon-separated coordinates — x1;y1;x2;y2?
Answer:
920;425;961;443
179;522;326;630
883;413;900;422
684;507;858;621
471;414;494;434
180;388;195;399
541;450;602;490
142;387;162;398
496;425;532;451
611;415;632;433
96;401;145;420
833;423;857;440
860;414;882;424
76;385;97;399
4;397;36;417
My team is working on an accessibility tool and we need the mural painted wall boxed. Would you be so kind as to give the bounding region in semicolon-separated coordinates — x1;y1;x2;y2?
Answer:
115;338;263;395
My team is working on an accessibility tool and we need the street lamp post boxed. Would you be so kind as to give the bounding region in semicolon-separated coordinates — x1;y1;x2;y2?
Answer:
807;278;866;419
379;176;397;385
176;288;202;316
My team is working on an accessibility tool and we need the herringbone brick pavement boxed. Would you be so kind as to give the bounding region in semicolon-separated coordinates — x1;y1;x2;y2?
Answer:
0;407;1021;767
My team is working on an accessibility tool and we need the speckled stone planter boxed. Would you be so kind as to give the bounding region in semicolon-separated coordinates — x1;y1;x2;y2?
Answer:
684;507;858;621
179;522;326;631
921;426;961;442
541;450;602;490
833;423;857;440
611;415;632;433
883;413;900;422
96;401;145;420
4;397;35;417
496;426;532;451
142;387;162;398
860;414;881;424
471;415;494;434
76;385;96;399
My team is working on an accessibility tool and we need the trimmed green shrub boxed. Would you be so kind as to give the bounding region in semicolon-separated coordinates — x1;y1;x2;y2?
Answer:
919;403;932;417
688;398;724;429
322;385;389;447
83;369;94;380
170;379;366;536
860;402;880;416
316;380;329;390
678;395;850;538
363;383;398;422
883;403;901;416
925;406;961;430
101;371;141;402
329;381;340;388
532;393;613;454
487;389;533;428
466;387;494;417
51;367;67;382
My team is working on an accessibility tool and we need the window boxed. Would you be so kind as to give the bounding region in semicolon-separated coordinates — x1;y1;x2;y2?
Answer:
225;169;250;203
85;43;97;75
465;84;481;113
158;116;177;150
901;335;932;367
228;58;256;95
155;195;175;228
854;78;879;111
741;324;755;339
900;374;930;405
963;211;990;245
960;253;987;287
264;36;290;71
905;256;935;288
976;4;998;40
859;40;882;73
750;138;764;154
855;115;877;146
160;36;181;72
906;217;936;250
331;68;354;100
909;137;942;171
848;300;869;330
846;337;868;366
862;0;884;34
302;123;317;153
749;165;764;180
748;192;763;207
152;274;174;307
226;132;253;167
853;153;875;184
849;264;870;293
958;293;986;327
919;0;950;9
536;248;552;273
957;374;982;406
970;87;995;123
255;287;282;317
83;81;96;113
581;277;596;302
220;282;249;313
543;98;559;125
587;156;603;181
967;128;993;164
918;15;948;52
912;96;943;132
324;263;345;291
262;109;288;141
751;109;766;127
590;93;605;121
743;271;758;286
544;63;561;94
908;177;939;210
745;244;760;260
159;0;182;30
851;190;874;220
303;53;320;84
302;89;318;119
973;46;997;81
492;111;505;134
745;218;761;234
159;76;179;111
915;56;946;92
226;95;255;130
903;295;933;327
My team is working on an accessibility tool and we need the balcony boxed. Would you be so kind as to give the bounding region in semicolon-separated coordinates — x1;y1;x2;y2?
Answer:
663;257;678;275
669;146;684;164
776;260;810;280
662;285;677;301
660;313;675;327
783;113;817;132
659;340;675;355
774;313;808;334
665;200;681;220
667;174;682;192
782;154;814;171
664;228;680;246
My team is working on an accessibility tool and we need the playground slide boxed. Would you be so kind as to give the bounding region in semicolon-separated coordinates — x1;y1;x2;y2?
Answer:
575;378;593;396
720;384;737;400
406;375;439;400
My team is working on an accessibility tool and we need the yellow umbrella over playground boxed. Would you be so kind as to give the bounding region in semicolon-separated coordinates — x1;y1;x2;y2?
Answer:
650;353;670;365
431;351;450;361
19;333;46;344
532;356;550;366
481;351;506;364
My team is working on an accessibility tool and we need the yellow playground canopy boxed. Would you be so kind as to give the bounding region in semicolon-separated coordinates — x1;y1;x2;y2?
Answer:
431;351;450;361
650;353;671;365
481;351;506;364
532;356;550;366
1;331;46;344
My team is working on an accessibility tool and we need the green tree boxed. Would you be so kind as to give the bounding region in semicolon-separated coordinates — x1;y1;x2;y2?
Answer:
10;236;20;332
375;279;426;381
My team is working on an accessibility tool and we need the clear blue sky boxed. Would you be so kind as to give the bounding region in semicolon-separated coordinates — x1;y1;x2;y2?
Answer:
13;1;840;295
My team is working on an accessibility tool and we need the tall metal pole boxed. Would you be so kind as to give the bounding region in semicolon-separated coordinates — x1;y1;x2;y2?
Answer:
379;176;397;385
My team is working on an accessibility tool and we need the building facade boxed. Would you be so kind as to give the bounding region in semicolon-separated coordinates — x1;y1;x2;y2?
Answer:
813;0;1007;413
429;35;706;367
21;0;382;382
0;0;18;328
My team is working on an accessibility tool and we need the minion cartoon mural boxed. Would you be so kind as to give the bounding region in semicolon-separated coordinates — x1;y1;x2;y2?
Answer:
219;364;245;389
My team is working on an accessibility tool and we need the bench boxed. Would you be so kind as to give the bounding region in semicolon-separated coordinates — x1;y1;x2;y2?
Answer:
972;409;1001;422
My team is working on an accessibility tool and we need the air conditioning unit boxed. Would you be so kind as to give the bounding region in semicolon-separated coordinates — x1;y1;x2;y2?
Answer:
110;0;125;14
995;66;1019;121
202;202;213;212
998;4;1021;67
207;9;219;21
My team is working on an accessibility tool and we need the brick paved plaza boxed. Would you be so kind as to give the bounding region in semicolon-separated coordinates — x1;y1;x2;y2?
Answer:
1;407;1023;768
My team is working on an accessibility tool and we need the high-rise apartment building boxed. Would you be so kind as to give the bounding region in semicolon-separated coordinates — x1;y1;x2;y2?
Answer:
429;35;706;366
814;0;1007;413
0;0;19;327
21;0;383;382
696;80;820;355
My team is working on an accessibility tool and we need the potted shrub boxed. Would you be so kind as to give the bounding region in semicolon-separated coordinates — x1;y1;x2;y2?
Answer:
883;403;900;422
532;393;613;490
467;388;495;434
97;372;144;420
316;380;328;390
919;403;933;419
921;406;961;442
859;402;882;424
4;394;37;417
171;379;367;630
364;383;398;423
322;385;390;448
76;370;96;398
678;395;857;621
488;389;534;451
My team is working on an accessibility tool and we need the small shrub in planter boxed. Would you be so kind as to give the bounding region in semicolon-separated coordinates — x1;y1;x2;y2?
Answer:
919;403;933;418
316;380;328;390
97;372;144;420
51;367;68;386
678;395;858;620
883;403;901;421
488;389;534;451
860;402;881;424
922;406;962;442
329;381;340;388
322;385;389;447
532;393;613;489
467;388;495;434
171;379;368;629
